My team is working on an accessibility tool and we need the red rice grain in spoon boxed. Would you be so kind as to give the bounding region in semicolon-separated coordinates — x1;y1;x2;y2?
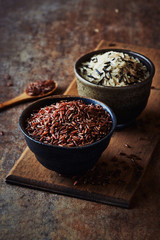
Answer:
25;80;55;96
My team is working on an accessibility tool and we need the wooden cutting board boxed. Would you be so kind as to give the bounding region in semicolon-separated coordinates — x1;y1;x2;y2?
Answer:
6;40;160;208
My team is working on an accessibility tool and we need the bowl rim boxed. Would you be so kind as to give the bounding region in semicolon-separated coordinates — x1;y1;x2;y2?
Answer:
19;95;117;150
74;48;155;90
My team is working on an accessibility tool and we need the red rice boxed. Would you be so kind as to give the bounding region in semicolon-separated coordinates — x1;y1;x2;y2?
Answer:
25;80;55;96
26;100;112;147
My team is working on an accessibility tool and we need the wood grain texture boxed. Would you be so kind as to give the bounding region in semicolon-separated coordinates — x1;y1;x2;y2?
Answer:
6;41;160;209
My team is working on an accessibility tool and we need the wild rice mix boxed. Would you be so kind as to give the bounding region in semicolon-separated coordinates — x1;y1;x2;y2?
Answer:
26;100;112;147
79;51;149;87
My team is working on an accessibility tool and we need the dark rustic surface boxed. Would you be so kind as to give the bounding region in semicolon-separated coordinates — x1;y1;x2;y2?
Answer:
5;40;160;209
0;0;160;239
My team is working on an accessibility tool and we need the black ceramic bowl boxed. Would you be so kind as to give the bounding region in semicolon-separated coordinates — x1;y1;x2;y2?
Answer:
19;95;116;176
74;49;155;128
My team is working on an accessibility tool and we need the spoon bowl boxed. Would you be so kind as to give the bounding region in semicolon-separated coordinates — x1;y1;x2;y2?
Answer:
0;81;58;110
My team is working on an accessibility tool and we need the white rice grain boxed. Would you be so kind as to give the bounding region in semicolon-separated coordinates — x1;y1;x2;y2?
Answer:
79;51;149;87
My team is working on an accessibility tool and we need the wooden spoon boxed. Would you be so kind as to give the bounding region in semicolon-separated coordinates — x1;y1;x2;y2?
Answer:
0;81;58;110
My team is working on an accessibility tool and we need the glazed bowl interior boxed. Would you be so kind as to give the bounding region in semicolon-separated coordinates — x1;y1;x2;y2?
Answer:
74;49;155;128
19;95;117;176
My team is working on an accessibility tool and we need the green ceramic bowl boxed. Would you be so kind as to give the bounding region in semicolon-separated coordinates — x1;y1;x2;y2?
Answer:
74;49;155;128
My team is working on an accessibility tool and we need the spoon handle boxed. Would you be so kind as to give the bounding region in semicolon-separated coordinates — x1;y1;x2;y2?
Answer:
0;92;29;110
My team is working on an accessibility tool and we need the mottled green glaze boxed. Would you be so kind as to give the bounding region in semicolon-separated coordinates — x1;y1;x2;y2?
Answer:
75;49;155;126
